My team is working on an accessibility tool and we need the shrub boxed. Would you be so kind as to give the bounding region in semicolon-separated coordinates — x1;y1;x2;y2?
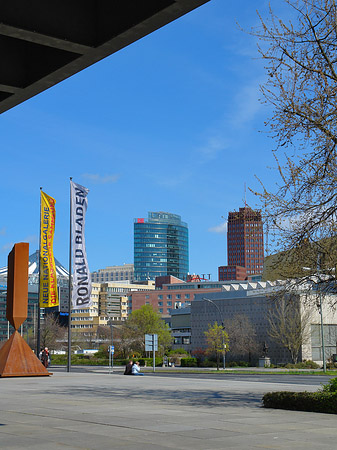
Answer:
168;348;189;356
50;354;66;365
95;346;108;359
301;360;320;369
263;391;337;414
180;357;197;367
326;362;337;369
113;359;129;366
284;360;320;369
227;361;250;368
321;377;337;393
138;357;163;367
200;358;217;368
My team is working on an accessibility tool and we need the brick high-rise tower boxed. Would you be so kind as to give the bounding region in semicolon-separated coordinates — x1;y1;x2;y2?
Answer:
218;207;264;281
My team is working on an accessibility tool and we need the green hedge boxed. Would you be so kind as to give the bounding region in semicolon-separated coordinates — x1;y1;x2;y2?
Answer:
138;357;163;367
263;391;337;414
50;355;165;367
200;358;217;368
51;354;113;366
180;357;198;367
227;361;250;368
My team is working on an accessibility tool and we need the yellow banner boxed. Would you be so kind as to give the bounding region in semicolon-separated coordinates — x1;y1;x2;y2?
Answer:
39;191;59;308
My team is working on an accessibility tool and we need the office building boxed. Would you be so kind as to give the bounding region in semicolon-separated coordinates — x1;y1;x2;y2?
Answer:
70;280;155;340
219;207;264;280
191;281;337;365
129;276;231;317
134;212;189;282
170;306;191;351
91;264;134;283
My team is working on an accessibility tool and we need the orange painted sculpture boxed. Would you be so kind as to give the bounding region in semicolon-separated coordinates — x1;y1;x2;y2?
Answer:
0;243;50;377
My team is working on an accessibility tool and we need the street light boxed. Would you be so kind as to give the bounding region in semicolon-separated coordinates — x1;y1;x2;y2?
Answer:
107;319;115;374
202;297;226;370
303;253;327;372
317;253;326;373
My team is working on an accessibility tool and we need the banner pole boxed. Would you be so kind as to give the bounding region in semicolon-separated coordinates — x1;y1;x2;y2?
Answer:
67;177;73;372
36;187;42;357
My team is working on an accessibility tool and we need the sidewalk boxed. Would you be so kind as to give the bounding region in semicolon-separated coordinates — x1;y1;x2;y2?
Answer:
0;370;336;449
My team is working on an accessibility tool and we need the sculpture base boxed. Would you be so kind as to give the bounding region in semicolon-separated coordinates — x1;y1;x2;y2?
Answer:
259;357;271;368
0;330;51;377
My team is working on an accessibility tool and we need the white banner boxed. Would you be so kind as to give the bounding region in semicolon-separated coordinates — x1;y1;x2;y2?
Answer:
71;180;92;309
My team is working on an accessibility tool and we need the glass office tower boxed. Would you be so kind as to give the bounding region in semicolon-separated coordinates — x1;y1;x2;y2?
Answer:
134;212;189;282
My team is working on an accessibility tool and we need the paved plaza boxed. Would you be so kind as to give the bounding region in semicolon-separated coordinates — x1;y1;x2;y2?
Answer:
0;368;336;449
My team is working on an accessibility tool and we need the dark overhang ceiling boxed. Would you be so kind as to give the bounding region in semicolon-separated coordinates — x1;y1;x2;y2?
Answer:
0;0;210;114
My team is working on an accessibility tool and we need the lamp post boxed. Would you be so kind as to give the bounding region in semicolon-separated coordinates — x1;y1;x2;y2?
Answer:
303;252;327;372
202;297;226;370
317;253;326;373
108;319;115;374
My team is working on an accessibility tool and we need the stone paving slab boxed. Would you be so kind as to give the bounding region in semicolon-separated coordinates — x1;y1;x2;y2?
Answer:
0;371;336;449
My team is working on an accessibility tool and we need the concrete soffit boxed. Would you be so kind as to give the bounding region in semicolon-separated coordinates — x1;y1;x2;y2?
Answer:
0;0;210;114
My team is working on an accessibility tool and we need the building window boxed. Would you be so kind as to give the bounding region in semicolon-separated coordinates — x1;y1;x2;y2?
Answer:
167;295;172;299
158;295;163;300
158;302;163;306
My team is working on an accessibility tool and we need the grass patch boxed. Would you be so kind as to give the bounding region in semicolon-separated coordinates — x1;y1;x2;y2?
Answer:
139;368;337;376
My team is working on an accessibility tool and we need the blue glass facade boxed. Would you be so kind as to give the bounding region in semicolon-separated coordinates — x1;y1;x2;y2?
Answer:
134;212;189;282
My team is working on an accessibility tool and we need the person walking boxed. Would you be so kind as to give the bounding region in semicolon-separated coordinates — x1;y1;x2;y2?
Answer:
41;347;49;368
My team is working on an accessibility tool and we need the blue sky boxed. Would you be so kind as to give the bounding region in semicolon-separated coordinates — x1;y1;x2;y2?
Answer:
0;0;281;279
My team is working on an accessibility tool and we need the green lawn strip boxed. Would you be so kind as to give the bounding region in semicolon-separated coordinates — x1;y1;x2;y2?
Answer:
139;369;337;375
50;363;337;376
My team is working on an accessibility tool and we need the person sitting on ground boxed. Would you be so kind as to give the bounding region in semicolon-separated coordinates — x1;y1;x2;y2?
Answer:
124;360;133;375
131;361;144;376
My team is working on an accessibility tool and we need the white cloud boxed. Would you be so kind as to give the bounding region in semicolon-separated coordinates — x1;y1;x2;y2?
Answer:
1;235;38;254
82;173;120;184
154;170;193;188
229;79;264;129
0;227;6;236
199;136;231;160
1;242;14;253
24;235;38;245
196;78;266;161
208;222;227;234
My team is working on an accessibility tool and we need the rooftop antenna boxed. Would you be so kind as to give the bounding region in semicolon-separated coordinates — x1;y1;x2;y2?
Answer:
264;198;269;257
244;182;247;207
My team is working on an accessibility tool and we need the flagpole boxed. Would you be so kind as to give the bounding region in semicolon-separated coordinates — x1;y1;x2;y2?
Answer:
37;187;42;357
67;177;73;372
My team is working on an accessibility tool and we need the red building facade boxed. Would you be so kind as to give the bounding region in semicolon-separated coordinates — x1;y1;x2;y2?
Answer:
218;265;247;281
219;207;264;281
129;279;226;316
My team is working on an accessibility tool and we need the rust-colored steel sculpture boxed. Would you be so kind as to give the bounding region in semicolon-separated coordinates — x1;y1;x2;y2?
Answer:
0;243;50;377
